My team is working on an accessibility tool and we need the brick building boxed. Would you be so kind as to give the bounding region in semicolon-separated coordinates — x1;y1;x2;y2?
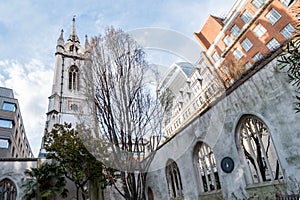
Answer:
0;87;33;158
194;0;298;86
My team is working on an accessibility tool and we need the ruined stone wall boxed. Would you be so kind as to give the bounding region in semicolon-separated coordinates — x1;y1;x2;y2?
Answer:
0;158;38;200
146;57;300;200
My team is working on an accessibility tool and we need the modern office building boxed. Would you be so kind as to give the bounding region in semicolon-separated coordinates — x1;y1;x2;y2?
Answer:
0;87;33;158
194;0;298;86
158;54;224;138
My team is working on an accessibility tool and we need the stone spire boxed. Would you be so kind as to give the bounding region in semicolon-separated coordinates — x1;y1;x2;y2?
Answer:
67;16;80;43
84;35;90;52
57;29;64;46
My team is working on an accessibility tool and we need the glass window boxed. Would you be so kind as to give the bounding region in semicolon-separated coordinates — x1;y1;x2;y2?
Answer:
2;102;16;112
223;35;233;47
280;0;293;7
11;146;15;157
236;115;284;184
0;179;17;200
241;10;253;23
241;38;253;52
194;142;221;193
0;119;13;128
252;0;265;9
245;61;253;69
281;24;295;39
68;65;79;91
231;24;241;37
265;8;281;25
166;160;183;199
220;66;228;76
253;23;267;38
252;52;263;62
212;52;220;62
233;48;243;60
266;38;280;51
0;139;9;149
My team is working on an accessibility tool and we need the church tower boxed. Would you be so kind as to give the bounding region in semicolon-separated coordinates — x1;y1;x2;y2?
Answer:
39;17;91;157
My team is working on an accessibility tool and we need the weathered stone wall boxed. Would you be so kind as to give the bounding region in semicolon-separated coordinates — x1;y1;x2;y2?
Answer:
0;158;38;200
146;57;300;200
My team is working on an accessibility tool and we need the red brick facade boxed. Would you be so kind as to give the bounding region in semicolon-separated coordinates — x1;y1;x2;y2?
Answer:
194;0;299;86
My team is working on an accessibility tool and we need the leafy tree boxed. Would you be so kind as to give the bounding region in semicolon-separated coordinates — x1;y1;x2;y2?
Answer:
43;123;110;200
22;162;68;200
278;0;300;112
83;27;164;200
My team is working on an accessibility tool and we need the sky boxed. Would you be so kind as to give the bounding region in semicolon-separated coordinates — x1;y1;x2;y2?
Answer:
0;0;236;157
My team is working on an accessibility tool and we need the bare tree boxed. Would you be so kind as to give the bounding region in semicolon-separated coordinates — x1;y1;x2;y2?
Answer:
224;59;246;83
82;27;164;200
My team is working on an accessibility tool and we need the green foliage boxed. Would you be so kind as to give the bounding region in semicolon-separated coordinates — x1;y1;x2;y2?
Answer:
278;20;300;112
22;162;68;200
43;123;111;200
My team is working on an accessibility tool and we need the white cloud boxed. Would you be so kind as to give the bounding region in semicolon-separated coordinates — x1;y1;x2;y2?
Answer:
0;0;239;158
0;59;53;156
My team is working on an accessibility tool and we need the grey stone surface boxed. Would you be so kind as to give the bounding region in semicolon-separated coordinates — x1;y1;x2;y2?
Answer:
146;57;300;199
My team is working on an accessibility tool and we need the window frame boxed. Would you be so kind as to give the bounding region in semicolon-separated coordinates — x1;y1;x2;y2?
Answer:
0;119;13;129
245;61;253;69
2;102;16;112
235;115;284;185
252;52;263;62
266;38;280;51
68;65;80;91
165;160;184;199
230;24;241;37
252;0;265;9
194;142;221;193
233;48;244;60
280;23;295;39
212;52;220;63
241;10;253;24
265;8;281;25
0;138;10;149
280;0;294;7
241;38;253;52
253;23;267;38
0;178;17;200
223;35;233;47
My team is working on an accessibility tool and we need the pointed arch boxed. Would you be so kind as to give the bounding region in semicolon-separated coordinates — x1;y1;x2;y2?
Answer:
68;65;79;91
0;178;17;200
147;187;154;200
165;159;184;199
193;141;221;193
235;115;284;185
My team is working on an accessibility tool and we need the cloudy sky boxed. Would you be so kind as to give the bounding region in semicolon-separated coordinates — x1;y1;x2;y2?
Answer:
0;0;236;157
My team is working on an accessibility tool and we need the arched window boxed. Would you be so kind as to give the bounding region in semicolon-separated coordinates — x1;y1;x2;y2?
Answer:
194;142;221;193
0;178;17;200
236;115;283;184
68;65;79;91
165;160;183;199
147;187;154;200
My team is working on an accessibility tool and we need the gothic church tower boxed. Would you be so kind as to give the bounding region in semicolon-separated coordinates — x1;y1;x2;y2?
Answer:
39;17;91;157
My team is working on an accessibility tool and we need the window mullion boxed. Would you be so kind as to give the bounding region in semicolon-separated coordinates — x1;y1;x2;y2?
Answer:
204;145;217;191
253;121;275;180
201;147;211;192
243;123;264;182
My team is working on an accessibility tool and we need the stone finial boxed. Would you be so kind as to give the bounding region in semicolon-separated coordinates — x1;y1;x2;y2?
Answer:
67;16;80;43
57;29;64;46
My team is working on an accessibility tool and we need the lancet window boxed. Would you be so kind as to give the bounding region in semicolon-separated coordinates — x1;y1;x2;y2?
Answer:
0;178;17;200
68;65;79;91
194;142;221;193
236;115;283;184
165;160;183;199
